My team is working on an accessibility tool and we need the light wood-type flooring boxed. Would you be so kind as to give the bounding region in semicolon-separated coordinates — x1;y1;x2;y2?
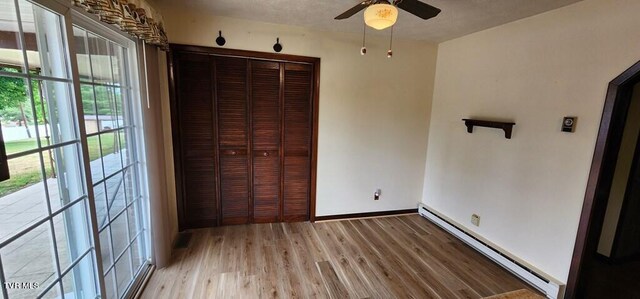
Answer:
141;214;541;298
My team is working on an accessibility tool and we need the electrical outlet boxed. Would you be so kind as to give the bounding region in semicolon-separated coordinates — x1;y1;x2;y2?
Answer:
471;214;480;226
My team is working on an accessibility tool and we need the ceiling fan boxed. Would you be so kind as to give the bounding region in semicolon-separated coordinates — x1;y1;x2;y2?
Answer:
335;0;441;30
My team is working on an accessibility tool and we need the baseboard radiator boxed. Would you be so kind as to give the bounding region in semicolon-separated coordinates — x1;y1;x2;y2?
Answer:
418;204;565;299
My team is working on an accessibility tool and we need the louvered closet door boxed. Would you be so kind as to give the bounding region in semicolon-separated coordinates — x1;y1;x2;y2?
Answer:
251;61;282;223
175;52;218;227
283;63;313;221
215;56;251;225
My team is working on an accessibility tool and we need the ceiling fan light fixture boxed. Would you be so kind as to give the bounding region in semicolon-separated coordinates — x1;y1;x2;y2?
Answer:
364;3;398;30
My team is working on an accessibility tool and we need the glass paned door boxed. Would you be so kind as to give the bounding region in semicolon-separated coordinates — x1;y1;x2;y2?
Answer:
0;0;150;298
0;0;97;298
72;25;147;299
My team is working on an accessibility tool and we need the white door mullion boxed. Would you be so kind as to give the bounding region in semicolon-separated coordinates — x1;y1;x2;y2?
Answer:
64;7;108;299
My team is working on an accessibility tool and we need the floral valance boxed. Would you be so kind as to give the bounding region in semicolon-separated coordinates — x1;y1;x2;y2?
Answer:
71;0;169;51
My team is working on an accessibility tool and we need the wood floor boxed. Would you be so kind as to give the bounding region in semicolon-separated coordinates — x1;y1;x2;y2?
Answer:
141;214;540;298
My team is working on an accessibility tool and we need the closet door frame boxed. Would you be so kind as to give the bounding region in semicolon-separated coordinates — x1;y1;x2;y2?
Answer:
168;44;320;230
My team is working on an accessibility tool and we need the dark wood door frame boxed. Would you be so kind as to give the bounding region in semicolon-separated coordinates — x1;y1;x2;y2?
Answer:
566;60;640;298
167;44;321;230
609;127;640;261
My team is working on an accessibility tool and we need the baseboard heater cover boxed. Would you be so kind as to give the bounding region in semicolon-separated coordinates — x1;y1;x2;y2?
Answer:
418;204;565;299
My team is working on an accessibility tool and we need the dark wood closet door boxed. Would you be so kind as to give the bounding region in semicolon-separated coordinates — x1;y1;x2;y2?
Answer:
215;56;250;225
282;63;313;221
174;52;217;228
250;61;282;223
171;44;319;229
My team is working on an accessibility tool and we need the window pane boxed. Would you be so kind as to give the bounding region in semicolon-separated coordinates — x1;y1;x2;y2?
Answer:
94;183;108;229
80;84;99;134
18;0;69;79
121;128;135;167
35;80;78;145
88;33;113;84
53;199;91;271
61;253;97;299
99;226;113;272
104;269;116;299
115;248;133;297
106;172;126;219
87;134;104;182
0;75;39;155
1;221;58;299
40;282;62;299
0;0;25;71
101;132;123;178
130;236;145;274
95;85;116;132
73;27;92;82
126;204;141;241
124;167;137;203
93;85;115;131
110;211;128;257
113;87;125;128
46;143;85;212
35;266;61;299
109;43;125;87
0;152;48;243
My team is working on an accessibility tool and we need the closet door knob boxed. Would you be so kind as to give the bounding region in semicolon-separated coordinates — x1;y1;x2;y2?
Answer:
263;151;269;157
231;150;237;155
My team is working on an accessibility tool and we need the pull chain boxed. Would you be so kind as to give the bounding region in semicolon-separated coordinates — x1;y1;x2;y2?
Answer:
387;25;394;58
361;22;367;55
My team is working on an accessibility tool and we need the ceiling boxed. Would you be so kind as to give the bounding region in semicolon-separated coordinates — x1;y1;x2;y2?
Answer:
154;0;582;42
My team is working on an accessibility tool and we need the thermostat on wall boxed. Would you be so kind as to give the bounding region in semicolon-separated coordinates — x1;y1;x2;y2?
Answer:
562;117;577;133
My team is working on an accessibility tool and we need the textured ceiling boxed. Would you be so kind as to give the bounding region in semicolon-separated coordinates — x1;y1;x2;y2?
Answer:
154;0;582;42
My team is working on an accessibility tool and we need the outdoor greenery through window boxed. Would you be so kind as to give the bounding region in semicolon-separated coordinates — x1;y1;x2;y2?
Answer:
0;0;150;298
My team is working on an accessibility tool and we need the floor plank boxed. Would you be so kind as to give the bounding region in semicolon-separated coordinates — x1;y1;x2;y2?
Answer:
483;289;545;299
141;214;540;299
316;261;350;299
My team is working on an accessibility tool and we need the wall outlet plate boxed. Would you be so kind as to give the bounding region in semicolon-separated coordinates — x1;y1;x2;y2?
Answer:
471;214;481;226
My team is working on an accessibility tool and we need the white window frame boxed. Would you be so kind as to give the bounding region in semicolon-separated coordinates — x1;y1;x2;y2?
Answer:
68;6;151;299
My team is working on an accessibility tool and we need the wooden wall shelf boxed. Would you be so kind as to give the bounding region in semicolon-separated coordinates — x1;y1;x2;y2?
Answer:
462;119;516;139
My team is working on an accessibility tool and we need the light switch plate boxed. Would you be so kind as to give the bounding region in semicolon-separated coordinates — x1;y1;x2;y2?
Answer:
562;117;577;133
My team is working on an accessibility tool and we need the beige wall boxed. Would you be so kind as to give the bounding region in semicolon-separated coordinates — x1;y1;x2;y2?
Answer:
422;0;640;282
157;53;179;245
597;82;640;257
154;3;438;239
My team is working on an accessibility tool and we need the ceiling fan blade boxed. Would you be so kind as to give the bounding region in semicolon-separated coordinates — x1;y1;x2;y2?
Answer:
395;0;441;20
335;1;370;20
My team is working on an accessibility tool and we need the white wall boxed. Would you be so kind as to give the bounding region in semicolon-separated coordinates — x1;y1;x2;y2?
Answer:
423;0;640;282
154;3;438;236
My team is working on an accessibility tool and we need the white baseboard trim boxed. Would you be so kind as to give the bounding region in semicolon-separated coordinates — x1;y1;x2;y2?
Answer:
418;204;565;299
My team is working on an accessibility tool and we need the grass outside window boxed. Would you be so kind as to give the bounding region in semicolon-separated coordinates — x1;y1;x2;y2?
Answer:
0;133;123;197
